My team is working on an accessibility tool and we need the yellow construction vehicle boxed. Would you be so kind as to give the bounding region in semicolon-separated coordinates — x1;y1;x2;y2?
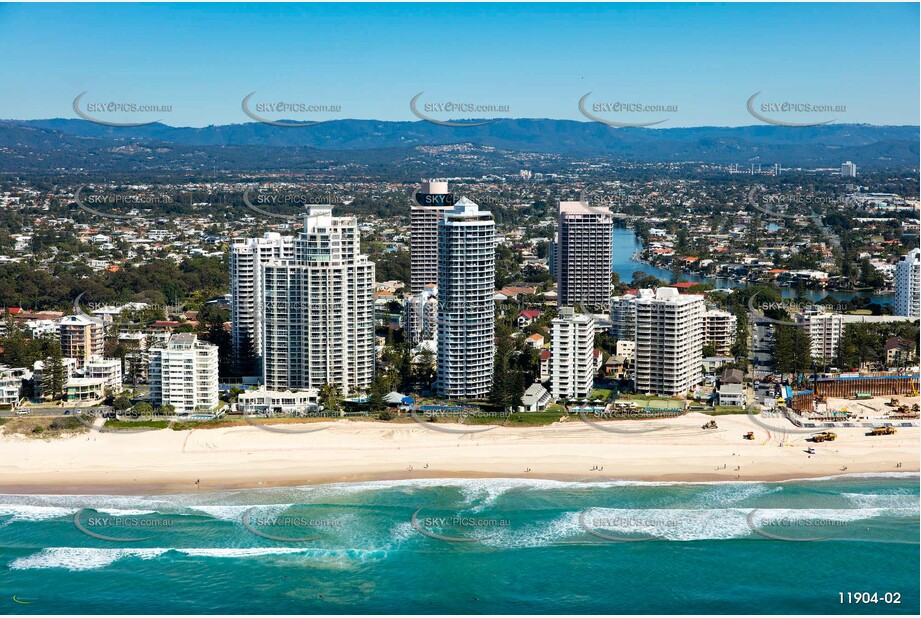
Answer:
868;426;897;436
702;420;718;430
888;398;899;407
743;431;755;440
810;431;838;443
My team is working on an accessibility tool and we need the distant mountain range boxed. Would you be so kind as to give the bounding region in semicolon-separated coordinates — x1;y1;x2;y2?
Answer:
1;118;917;172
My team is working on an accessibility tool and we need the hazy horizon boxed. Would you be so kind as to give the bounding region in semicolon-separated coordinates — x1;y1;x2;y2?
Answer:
1;3;918;128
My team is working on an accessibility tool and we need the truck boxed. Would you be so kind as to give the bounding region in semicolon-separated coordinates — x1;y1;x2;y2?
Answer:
810;431;838;443
868;426;896;436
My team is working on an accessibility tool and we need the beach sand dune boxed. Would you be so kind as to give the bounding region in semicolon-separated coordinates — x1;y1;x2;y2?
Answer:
1;413;917;494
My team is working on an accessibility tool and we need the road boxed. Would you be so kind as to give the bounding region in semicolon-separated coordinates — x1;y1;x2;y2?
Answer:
0;406;112;418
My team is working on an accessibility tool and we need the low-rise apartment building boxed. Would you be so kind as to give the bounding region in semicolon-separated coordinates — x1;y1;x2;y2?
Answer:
149;333;219;413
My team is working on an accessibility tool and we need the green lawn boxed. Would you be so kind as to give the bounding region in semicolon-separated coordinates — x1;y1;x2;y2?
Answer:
500;411;563;426
103;419;173;429
710;406;748;415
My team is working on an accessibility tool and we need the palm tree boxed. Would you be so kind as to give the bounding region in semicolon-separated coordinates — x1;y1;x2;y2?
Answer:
319;383;342;414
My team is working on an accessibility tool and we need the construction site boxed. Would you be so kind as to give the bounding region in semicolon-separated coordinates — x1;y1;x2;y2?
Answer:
787;373;919;428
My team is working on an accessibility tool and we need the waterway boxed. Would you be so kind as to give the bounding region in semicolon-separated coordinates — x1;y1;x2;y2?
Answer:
611;227;893;306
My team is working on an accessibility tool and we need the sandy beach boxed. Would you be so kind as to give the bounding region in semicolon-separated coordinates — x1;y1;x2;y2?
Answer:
1;412;917;494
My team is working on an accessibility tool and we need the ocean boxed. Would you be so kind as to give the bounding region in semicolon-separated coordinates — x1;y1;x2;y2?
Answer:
1;475;918;615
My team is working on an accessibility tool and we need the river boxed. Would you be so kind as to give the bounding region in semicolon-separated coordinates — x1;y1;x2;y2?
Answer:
611;227;893;305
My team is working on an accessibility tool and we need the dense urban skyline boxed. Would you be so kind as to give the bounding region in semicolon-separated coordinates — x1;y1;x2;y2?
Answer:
0;3;918;615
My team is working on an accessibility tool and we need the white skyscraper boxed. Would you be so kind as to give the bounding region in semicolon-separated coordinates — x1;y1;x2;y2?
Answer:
550;307;595;400
555;201;613;313
634;288;704;396
230;233;294;373
149;333;219;413
436;198;495;399
894;248;921;317
261;206;375;395
411;180;454;294
795;307;843;363
840;161;857;177
702;308;738;356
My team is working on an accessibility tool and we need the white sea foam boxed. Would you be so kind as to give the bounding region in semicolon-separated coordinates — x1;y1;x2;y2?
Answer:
178;547;310;558
188;504;286;521
388;521;416;546
481;512;584;548
0;505;76;522
792;472;920;482
473;506;912;547
93;508;160;516
7;546;386;571
842;492;920;511
577;508;753;541
9;547;169;571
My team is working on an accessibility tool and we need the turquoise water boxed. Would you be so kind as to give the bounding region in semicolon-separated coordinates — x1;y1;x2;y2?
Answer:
1;475;918;614
611;227;894;306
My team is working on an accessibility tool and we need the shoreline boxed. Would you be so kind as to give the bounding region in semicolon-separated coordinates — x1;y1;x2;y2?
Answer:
2;412;917;496
2;470;918;497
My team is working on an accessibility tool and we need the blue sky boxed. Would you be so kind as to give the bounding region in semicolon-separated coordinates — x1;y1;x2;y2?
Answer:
0;2;917;127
